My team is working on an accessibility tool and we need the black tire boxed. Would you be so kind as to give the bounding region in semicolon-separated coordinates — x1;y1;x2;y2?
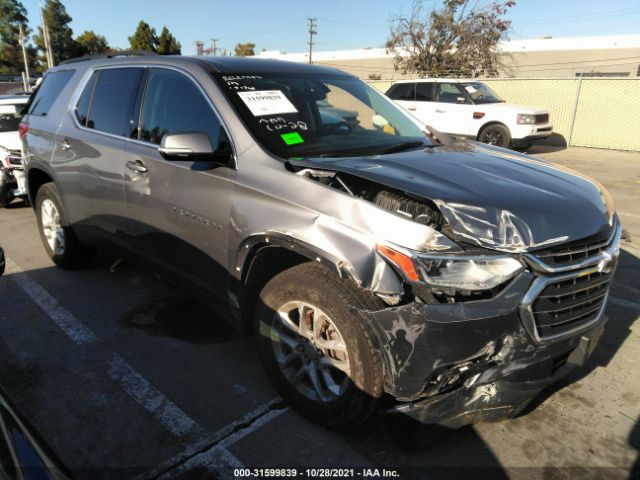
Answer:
479;124;511;148
255;262;384;428
35;182;93;269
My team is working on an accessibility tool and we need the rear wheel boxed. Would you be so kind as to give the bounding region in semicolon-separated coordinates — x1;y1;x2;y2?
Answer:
479;124;511;148
255;262;384;428
35;182;93;268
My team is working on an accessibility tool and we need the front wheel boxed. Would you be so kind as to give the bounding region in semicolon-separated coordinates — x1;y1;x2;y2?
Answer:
35;182;93;269
479;124;511;148
255;262;384;428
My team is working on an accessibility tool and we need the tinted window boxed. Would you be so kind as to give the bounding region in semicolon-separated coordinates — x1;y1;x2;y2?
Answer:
27;70;75;116
74;72;98;126
87;68;144;136
387;83;414;101
415;83;434;101
139;68;221;146
436;83;466;104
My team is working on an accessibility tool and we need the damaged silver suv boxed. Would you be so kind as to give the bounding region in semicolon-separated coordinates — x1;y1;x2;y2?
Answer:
21;55;620;428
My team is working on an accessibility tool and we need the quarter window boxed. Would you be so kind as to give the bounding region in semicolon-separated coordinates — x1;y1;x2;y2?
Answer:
139;68;221;147
27;70;75;116
86;68;144;136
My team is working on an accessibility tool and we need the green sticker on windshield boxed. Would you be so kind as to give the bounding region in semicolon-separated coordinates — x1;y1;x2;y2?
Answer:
281;132;304;146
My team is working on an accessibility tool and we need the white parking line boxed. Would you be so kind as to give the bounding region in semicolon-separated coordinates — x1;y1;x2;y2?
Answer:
3;257;293;474
108;353;203;439
5;258;98;344
609;296;640;312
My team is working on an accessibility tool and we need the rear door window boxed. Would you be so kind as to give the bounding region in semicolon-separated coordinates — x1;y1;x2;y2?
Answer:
387;83;415;101
86;68;145;136
139;68;222;147
74;72;99;126
26;70;75;116
415;83;435;101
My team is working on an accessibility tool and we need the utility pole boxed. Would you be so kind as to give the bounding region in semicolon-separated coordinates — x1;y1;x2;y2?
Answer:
39;3;54;68
211;38;220;56
18;24;31;91
307;18;317;64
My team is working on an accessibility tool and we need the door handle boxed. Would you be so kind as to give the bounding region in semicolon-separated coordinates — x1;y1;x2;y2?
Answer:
126;160;148;173
435;109;446;113
60;139;71;150
407;106;417;111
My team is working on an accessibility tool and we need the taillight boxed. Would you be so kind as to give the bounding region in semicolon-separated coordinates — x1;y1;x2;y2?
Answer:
18;123;29;139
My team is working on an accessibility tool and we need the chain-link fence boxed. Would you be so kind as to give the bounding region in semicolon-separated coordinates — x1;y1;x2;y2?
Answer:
369;78;640;151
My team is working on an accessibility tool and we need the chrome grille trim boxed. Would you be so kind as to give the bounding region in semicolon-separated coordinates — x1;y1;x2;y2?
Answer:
525;220;621;273
520;265;614;343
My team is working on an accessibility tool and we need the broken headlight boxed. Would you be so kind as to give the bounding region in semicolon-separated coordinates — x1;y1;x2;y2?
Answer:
417;254;524;291
376;244;524;291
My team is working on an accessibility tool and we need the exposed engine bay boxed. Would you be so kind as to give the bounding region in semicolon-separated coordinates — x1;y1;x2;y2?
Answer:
293;167;446;231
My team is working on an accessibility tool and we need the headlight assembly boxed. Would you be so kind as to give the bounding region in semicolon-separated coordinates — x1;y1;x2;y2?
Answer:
517;114;536;125
417;254;524;291
377;244;524;292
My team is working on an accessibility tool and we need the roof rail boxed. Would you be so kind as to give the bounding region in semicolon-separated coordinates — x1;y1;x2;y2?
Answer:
60;50;159;65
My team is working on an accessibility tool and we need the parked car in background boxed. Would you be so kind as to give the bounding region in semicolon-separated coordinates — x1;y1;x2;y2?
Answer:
386;79;553;149
21;55;618;428
0;95;29;207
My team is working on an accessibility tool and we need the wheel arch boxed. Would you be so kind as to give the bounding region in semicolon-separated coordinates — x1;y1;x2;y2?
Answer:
232;232;405;332
27;167;54;207
476;120;510;141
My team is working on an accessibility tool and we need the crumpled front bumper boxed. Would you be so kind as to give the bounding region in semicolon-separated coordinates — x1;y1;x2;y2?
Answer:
361;271;607;428
0;167;27;201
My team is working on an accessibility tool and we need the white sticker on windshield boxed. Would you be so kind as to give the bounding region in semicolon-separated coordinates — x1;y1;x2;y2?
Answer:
464;85;477;93
238;90;298;116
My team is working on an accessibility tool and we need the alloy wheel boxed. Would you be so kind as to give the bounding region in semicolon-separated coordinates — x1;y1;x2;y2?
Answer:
40;199;65;256
271;301;351;402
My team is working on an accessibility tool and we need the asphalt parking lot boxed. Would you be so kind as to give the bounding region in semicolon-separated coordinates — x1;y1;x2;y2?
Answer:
0;146;639;480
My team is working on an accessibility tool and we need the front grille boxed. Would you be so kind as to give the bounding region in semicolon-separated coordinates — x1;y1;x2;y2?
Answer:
532;228;614;268
534;113;549;124
531;269;613;338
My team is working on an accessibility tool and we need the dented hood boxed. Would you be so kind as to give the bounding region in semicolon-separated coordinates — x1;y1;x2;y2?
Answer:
295;143;615;252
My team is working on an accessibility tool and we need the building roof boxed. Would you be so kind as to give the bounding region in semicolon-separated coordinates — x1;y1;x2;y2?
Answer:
256;34;640;62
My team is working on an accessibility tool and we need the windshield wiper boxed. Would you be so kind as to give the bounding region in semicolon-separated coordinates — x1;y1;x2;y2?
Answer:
373;141;430;156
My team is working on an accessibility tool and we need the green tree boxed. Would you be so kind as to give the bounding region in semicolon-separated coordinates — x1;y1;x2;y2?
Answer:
157;26;181;55
0;0;37;74
386;0;515;77
33;0;78;66
76;30;110;56
234;42;255;57
128;21;157;52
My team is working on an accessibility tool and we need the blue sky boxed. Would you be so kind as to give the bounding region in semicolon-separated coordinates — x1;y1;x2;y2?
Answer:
20;0;640;55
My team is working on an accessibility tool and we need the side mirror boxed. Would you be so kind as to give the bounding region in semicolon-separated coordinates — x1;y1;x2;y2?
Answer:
456;96;466;104
158;131;232;164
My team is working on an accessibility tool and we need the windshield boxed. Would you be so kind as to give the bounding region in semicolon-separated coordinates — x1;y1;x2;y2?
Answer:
216;73;435;158
0;103;22;133
460;82;504;104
